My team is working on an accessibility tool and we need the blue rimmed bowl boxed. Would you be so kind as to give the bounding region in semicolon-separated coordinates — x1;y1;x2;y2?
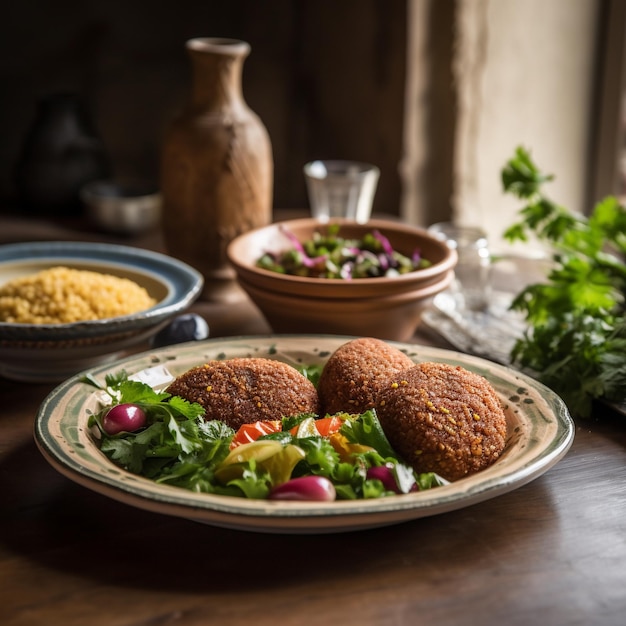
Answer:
0;241;203;382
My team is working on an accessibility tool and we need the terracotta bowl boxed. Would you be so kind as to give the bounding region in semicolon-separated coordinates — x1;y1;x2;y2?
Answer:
227;218;457;341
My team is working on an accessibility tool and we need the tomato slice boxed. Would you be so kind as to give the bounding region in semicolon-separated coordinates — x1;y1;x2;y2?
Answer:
232;416;344;449
314;415;344;437
289;415;345;438
230;420;282;449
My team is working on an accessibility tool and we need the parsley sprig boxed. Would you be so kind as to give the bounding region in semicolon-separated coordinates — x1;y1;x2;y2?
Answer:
502;147;626;417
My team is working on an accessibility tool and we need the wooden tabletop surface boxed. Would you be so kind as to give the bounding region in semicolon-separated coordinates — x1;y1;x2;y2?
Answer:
1;216;625;626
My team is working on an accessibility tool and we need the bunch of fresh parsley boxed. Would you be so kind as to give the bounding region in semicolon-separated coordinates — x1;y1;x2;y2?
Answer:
502;146;626;417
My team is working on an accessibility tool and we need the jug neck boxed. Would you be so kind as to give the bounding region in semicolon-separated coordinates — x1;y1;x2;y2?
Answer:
186;38;250;114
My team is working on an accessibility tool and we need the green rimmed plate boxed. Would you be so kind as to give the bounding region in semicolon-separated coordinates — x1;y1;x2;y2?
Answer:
34;335;575;534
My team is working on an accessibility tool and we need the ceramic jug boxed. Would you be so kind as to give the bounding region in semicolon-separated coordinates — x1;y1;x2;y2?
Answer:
15;93;110;216
161;38;273;302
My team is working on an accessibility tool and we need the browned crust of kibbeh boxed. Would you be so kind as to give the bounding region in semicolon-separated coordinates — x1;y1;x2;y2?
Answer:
165;357;320;430
375;362;507;481
317;337;415;415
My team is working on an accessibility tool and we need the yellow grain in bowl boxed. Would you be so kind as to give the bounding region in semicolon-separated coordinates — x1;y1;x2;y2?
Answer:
0;266;157;324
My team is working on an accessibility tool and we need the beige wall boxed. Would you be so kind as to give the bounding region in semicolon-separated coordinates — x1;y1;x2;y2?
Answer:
403;0;603;250
451;0;601;249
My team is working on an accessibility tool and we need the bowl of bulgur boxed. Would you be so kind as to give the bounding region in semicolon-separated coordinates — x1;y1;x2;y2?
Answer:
0;241;203;382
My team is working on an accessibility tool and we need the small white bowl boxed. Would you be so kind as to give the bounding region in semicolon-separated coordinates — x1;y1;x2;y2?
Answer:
0;241;203;382
81;180;161;235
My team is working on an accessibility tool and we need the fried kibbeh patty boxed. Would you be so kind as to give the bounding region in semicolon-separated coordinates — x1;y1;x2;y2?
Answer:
317;337;415;415
166;357;320;430
375;362;507;481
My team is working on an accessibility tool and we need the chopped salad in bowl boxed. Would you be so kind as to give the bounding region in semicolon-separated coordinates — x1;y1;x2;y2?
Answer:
256;223;432;280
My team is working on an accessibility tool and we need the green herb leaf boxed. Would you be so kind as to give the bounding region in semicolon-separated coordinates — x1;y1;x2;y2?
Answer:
294;436;340;476
339;409;397;459
502;147;626;417
501;146;554;198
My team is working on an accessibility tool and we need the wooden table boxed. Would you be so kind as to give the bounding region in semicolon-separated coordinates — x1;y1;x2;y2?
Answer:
1;216;625;626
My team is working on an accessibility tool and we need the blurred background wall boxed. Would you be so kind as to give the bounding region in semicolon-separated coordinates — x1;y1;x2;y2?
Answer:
1;0;411;219
446;0;607;246
2;0;623;246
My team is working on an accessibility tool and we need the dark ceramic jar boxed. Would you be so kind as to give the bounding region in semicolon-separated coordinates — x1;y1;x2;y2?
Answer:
15;93;110;216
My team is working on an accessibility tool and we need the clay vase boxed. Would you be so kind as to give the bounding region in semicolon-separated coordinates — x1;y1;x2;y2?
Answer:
161;38;273;302
15;93;111;216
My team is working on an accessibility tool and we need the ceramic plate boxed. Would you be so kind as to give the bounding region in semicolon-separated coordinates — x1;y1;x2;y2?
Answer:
34;335;575;534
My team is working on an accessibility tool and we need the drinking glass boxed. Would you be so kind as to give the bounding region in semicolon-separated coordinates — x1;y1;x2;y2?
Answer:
303;160;380;223
428;221;491;311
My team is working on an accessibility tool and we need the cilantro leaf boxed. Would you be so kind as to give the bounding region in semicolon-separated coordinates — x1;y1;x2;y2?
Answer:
168;395;206;420
116;380;171;405
226;464;272;499
293;437;340;476
100;422;166;473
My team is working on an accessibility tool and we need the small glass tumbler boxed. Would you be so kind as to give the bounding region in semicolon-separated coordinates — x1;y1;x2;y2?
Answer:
303;160;380;223
428;221;491;311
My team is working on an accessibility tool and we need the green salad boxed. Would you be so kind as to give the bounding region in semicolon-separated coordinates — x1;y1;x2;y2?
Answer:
256;224;432;279
84;368;447;502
